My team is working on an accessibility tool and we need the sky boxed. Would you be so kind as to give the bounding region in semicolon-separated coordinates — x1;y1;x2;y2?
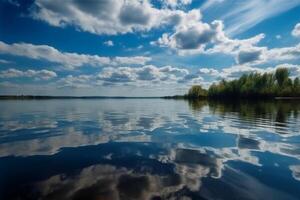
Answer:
0;0;300;96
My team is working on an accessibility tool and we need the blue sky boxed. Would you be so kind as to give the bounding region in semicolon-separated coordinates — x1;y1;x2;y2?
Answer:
0;0;300;96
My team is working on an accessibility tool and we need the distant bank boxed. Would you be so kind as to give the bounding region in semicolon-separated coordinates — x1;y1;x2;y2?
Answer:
2;95;300;101
1;68;299;101
0;95;161;100
173;67;300;100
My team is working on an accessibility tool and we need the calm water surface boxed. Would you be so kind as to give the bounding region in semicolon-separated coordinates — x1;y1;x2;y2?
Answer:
0;99;300;200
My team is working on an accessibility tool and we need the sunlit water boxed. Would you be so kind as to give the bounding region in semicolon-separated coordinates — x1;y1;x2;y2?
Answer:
0;99;300;200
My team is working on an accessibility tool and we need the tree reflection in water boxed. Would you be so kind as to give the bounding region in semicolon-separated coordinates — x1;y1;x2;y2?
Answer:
0;99;299;200
188;99;300;135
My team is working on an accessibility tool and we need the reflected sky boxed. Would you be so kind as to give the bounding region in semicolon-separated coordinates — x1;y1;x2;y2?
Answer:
0;99;300;200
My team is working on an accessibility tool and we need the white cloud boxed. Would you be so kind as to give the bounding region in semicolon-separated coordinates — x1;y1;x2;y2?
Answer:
98;65;188;85
201;0;300;37
201;0;226;11
0;68;57;80
31;0;194;35
162;0;192;8
154;17;300;65
154;19;266;59
266;44;300;61
58;65;189;88
98;67;137;84
158;23;213;50
200;64;300;81
236;48;265;65
103;40;114;46
221;0;300;35
112;56;152;66
220;65;264;79
153;11;216;54
292;23;300;37
0;41;109;69
206;29;265;56
25;63;300;89
199;68;219;77
0;41;151;69
226;35;300;65
57;74;93;88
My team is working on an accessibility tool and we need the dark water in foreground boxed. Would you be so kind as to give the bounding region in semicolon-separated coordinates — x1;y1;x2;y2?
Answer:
0;99;300;200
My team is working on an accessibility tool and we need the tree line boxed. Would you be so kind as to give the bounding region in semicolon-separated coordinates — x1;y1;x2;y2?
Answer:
186;68;300;99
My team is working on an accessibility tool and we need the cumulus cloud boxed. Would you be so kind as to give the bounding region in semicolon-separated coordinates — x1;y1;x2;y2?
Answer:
103;40;114;46
162;0;192;8
177;67;222;85
0;68;57;80
6;1;299;68
57;74;94;88
57;65;189;88
154;17;300;65
98;67;136;84
4;0;299;77
31;0;195;35
54;63;300;89
237;48;265;64
166;23;214;49
2;63;299;90
153;9;210;52
98;65;188;85
154;18;266;59
113;56;152;66
266;44;300;61
26;0;300;47
0;41;109;68
198;68;219;77
0;41;151;69
207;29;265;55
119;1;152;26
206;30;266;62
232;42;300;65
292;23;300;37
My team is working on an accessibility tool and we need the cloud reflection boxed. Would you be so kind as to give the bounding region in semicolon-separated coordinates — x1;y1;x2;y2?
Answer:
2;142;298;200
0;98;299;189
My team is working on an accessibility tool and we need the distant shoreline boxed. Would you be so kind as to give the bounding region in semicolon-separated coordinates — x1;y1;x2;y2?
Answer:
1;95;300;100
0;95;161;100
163;95;300;100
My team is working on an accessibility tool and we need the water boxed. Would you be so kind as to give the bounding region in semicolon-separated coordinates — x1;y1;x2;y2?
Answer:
0;99;300;200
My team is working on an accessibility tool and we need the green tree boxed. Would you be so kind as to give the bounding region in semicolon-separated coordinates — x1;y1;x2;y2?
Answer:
188;67;299;98
187;85;208;98
294;77;300;96
294;77;300;88
275;68;289;87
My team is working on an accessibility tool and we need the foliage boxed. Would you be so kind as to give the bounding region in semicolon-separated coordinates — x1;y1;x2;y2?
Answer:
186;85;208;99
206;68;300;98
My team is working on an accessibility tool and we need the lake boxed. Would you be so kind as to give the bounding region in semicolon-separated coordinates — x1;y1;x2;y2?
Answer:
0;99;300;200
